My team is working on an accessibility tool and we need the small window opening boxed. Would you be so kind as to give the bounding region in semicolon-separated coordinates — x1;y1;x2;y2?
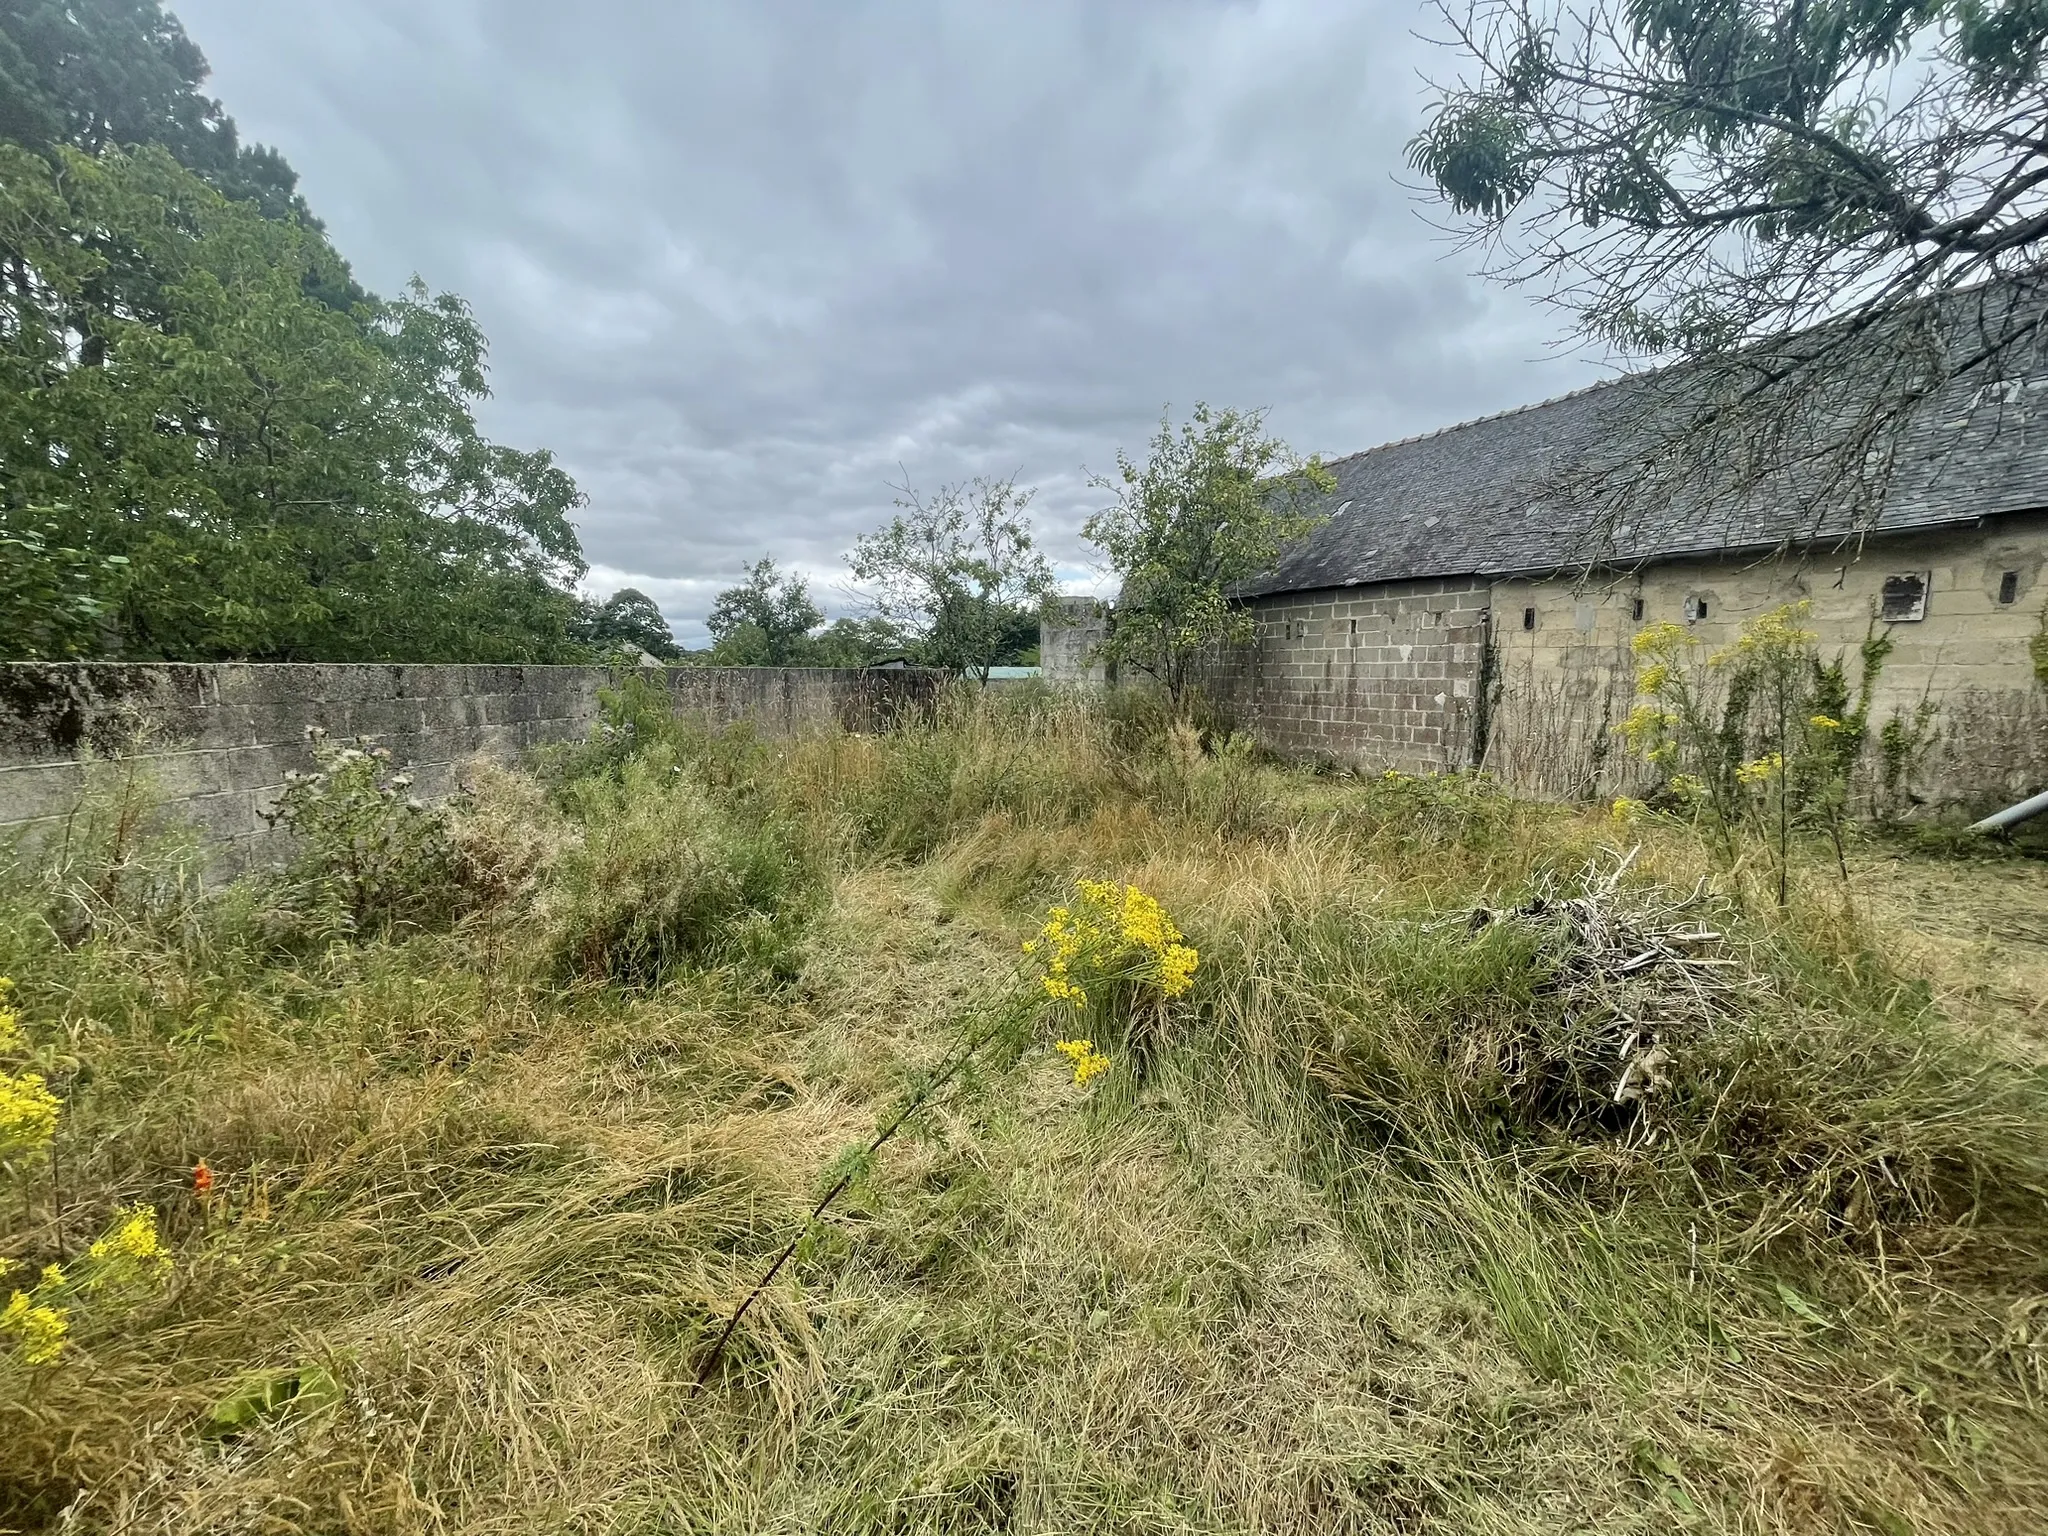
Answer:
1521;606;1536;631
1684;595;1708;623
1880;572;1929;622
1348;617;1357;637
1631;596;1645;621
1998;570;2020;605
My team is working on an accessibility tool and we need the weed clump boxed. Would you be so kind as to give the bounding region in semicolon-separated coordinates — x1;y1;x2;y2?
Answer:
262;728;459;937
540;746;818;985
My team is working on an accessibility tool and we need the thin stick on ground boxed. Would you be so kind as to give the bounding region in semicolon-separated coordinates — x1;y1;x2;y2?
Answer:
691;1005;1022;1392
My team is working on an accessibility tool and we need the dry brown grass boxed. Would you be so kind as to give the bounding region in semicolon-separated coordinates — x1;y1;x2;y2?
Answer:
2;695;2046;1533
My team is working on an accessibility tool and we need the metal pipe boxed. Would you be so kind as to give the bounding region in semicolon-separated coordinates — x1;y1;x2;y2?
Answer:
1971;787;2048;834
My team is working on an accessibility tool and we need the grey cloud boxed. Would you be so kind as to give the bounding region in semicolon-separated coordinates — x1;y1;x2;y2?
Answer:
177;0;1604;642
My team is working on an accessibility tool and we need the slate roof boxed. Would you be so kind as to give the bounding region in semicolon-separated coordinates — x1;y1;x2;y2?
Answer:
1243;338;2048;599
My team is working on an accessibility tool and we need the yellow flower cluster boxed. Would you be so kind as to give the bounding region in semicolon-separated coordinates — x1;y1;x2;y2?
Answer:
0;1275;68;1366
1;1206;171;1368
0;979;60;1165
1809;714;1843;731
1619;703;1680;764
1022;880;1199;1007
1629;621;1690;658
1022;903;1093;1004
1610;797;1646;824
1053;1038;1111;1086
1719;603;1817;658
1735;753;1784;786
83;1205;170;1293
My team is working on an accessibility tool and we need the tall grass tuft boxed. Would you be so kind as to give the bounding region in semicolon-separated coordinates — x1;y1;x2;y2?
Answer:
538;744;820;985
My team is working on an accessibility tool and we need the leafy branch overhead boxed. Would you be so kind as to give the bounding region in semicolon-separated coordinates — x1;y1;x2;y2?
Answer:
1084;405;1332;711
0;2;593;664
1409;0;2048;533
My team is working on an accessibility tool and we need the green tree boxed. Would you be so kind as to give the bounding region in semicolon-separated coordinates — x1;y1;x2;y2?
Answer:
575;588;680;659
705;559;825;665
1409;0;2048;533
1084;405;1330;713
0;143;588;661
849;475;1056;684
1;0;315;223
807;614;911;668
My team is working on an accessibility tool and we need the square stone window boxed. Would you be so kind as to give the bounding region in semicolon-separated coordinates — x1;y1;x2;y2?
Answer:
1683;594;1708;623
1880;572;1928;622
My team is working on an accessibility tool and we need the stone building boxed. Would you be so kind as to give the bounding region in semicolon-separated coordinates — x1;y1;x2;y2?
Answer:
1046;364;2048;811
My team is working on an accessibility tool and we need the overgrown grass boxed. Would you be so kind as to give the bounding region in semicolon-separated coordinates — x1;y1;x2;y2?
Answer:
2;692;2046;1533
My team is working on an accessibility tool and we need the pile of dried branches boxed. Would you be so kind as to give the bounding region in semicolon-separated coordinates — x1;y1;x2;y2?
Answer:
1466;849;1761;1127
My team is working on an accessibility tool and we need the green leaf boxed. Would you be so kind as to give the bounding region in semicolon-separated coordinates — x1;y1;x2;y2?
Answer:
1774;1280;1832;1328
202;1366;343;1438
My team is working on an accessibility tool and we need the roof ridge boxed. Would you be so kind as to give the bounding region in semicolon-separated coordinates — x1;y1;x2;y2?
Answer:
1323;370;1633;467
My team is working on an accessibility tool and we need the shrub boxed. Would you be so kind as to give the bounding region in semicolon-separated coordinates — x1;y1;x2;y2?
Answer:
539;748;818;985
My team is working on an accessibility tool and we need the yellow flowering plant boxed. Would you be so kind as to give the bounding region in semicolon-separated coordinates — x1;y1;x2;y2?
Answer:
1023;879;1199;1009
1621;603;1901;901
695;879;1200;1391
1;976;174;1371
1053;1039;1112;1085
0;978;60;1169
1;1206;171;1368
0;1267;69;1366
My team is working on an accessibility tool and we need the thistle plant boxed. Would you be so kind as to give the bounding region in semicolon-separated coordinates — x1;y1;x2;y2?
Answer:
266;728;457;935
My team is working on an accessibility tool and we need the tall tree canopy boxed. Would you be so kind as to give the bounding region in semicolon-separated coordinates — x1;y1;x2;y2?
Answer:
1085;405;1330;712
575;588;680;660
1;0;310;221
1;1;591;661
1410;0;2048;533
849;475;1056;683
705;559;827;666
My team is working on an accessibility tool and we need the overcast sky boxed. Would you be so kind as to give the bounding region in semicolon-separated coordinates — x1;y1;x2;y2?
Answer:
176;0;1606;643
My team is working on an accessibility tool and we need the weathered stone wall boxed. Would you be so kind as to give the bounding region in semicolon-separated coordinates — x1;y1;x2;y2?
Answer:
1201;578;1493;771
0;663;942;872
1485;511;2048;809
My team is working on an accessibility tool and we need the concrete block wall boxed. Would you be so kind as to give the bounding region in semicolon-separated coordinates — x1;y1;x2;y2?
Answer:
1203;578;1492;770
0;663;942;872
1040;597;1112;683
1486;510;2048;808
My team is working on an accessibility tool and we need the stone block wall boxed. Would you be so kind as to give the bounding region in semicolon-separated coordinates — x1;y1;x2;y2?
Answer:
1203;578;1493;770
1486;510;2048;809
0;663;942;872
